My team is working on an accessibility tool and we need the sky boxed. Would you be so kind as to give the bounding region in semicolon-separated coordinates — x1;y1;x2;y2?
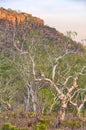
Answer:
0;0;86;42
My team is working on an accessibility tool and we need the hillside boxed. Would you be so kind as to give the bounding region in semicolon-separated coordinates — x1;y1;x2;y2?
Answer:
0;8;86;130
0;7;82;52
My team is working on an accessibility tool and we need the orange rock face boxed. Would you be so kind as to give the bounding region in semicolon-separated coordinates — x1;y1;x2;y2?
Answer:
0;7;44;25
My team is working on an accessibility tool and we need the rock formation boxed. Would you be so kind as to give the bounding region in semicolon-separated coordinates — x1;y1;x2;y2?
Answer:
0;7;44;25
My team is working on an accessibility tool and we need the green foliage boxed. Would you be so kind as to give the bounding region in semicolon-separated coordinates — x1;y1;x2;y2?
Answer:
0;59;16;78
32;118;50;130
1;123;18;130
62;119;82;129
39;88;54;113
33;123;47;130
0;14;86;119
20;128;27;130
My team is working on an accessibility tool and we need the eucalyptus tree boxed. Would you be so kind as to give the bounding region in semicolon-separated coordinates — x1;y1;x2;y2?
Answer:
0;18;86;120
34;52;86;120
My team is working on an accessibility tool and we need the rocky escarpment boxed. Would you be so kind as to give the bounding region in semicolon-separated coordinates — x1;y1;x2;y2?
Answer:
0;8;82;53
0;7;44;25
0;8;63;44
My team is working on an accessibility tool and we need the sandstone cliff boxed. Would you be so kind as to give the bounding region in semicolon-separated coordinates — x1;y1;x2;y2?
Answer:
0;8;79;52
0;7;44;25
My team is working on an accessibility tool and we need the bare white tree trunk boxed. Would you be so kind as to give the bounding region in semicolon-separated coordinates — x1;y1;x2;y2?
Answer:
30;85;37;113
59;101;67;120
25;87;30;112
25;82;37;113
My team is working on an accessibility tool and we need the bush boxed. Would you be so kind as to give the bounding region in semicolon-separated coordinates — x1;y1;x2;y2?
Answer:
62;119;82;129
20;129;27;130
32;118;49;130
1;123;18;130
33;123;47;130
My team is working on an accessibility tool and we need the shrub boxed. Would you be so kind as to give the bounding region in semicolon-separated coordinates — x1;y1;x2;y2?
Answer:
62;119;82;129
32;118;50;130
1;123;18;130
33;123;47;130
20;128;27;130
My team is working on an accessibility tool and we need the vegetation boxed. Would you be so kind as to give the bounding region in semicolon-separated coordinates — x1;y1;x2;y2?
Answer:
1;123;18;130
0;8;86;130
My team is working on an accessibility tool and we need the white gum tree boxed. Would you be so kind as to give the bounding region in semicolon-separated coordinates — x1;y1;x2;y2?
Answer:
34;52;86;120
1;21;85;120
13;37;86;120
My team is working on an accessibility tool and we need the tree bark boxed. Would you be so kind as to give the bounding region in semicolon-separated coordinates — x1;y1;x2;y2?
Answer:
59;101;67;121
